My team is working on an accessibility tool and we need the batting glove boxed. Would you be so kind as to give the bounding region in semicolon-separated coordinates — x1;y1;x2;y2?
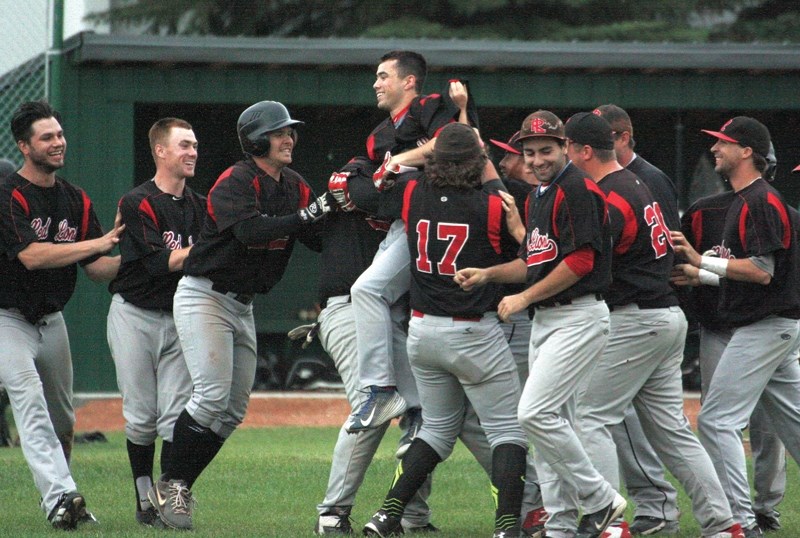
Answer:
328;171;356;211
372;151;399;192
298;193;333;224
287;322;320;349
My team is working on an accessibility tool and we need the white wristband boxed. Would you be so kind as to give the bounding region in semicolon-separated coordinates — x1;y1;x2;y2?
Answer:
700;256;728;277
698;269;720;286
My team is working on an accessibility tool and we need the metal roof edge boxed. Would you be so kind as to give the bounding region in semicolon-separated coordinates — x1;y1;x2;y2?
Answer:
63;32;800;71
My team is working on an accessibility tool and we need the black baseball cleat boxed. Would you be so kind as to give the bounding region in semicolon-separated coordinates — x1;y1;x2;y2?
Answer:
316;506;354;535
629;515;679;535
576;493;627;538
363;509;403;537
755;510;781;533
48;491;87;530
493;524;521;538
347;387;408;433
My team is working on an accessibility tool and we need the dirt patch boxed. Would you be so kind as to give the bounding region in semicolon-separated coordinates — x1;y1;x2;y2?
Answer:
74;394;352;432
75;393;702;432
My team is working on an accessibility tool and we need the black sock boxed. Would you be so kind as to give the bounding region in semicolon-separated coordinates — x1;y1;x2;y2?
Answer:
160;439;172;478
491;443;527;530
380;439;441;518
168;410;225;488
127;440;155;511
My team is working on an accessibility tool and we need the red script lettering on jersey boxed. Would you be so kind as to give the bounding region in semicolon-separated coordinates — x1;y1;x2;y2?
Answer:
526;228;558;266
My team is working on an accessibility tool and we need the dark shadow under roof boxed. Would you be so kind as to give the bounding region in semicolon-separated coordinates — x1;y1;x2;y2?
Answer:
64;32;800;72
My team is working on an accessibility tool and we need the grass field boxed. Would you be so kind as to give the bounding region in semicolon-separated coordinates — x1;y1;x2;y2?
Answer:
0;426;797;537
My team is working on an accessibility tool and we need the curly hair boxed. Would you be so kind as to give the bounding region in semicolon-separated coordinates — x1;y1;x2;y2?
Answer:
424;151;487;189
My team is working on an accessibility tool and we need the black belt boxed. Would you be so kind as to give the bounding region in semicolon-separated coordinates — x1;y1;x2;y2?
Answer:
211;283;255;306
535;292;604;309
608;302;674;312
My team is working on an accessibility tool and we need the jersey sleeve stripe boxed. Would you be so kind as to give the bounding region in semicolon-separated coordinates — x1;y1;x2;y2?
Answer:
487;194;503;254
138;197;159;229
691;210;703;247
11;189;30;217
297;182;311;209
738;202;749;252
551;187;566;238
767;192;792;249
206;166;234;223
401;180;418;232
80;191;91;241
606;190;638;255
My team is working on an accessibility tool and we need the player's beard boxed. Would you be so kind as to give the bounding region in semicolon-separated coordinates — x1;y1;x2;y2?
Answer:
29;151;64;174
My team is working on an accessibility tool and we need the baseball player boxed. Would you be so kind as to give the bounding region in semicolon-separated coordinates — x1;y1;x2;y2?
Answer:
148;101;330;530
457;110;626;538
593;104;681;536
0;100;123;529
313;156;438;534
364;122;528;538
671;117;800;537
489;130;548;536
107;117;206;527
565;112;741;538
345;50;479;433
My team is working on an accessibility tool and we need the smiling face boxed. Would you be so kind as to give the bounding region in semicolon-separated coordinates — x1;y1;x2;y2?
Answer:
19;117;65;173
373;59;414;116
522;137;567;184
158;127;197;179
264;127;296;168
710;139;746;178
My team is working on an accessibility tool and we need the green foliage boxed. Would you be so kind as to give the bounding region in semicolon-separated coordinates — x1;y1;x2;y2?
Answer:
83;0;800;43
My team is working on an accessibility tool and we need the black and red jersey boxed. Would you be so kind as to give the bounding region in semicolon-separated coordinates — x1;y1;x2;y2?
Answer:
184;158;318;295
317;208;390;304
598;169;678;309
109;180;207;310
0;173;104;322
680;191;735;330
403;179;517;317
626;154;680;232
366;81;479;164
714;179;800;326
522;162;611;305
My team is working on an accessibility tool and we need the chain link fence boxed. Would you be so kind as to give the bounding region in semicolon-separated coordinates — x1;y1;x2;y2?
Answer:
0;0;50;163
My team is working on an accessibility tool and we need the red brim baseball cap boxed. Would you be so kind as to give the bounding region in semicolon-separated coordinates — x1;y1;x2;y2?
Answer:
489;138;521;155
700;129;739;145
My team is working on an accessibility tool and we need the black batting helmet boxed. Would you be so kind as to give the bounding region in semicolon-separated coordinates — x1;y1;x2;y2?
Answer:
0;158;17;178
237;101;303;157
764;142;777;182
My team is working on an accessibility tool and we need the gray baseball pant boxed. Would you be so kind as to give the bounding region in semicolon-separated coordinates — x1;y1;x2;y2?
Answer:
518;297;616;522
173;276;257;439
577;305;734;535
0;308;77;517
316;295;431;525
698;320;800;528
407;313;528;457
700;327;786;516
612;405;680;521
107;294;192;444
351;220;408;388
501;311;543;516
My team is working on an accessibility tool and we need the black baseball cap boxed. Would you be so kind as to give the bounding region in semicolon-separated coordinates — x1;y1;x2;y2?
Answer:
489;131;522;155
701;116;771;158
564;112;615;151
518;110;565;142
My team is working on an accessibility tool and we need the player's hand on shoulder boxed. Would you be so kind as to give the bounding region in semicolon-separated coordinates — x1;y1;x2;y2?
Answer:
298;193;334;224
499;191;524;243
328;171;356;212
454;267;488;291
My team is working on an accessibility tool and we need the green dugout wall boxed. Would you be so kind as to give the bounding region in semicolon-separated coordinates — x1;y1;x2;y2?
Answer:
36;33;800;390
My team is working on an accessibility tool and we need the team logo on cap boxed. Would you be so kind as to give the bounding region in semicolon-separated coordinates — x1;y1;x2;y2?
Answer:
720;119;734;132
526;228;558;266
